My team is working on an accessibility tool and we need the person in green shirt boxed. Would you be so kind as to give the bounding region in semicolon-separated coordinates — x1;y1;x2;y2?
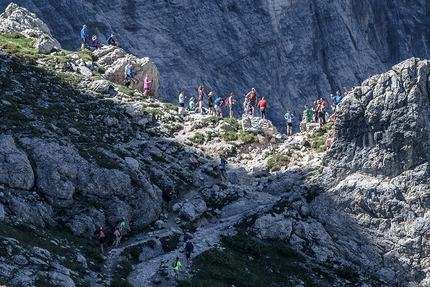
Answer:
304;104;312;122
172;256;182;280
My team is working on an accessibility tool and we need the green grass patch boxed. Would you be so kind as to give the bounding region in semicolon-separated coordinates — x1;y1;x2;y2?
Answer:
117;85;135;97
178;234;314;287
202;116;223;126
220;130;238;141
110;259;133;287
267;153;289;172
189;132;205;144
163;103;178;112
160;233;181;252
238;131;257;144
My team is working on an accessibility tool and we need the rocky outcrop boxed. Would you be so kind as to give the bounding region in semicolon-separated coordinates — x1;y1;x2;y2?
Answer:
323;58;430;182
315;58;430;285
93;47;160;97
0;3;60;53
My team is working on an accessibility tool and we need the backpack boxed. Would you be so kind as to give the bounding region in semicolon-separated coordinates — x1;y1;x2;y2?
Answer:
223;97;229;107
172;260;178;268
218;100;224;107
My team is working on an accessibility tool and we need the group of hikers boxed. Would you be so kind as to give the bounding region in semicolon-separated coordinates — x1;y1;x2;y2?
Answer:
81;24;153;95
94;217;127;253
178;86;270;119
80;24;118;51
178;84;347;137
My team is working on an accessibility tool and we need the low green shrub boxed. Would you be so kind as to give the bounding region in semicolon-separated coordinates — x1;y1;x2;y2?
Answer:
267;153;289;172
189;132;205;144
238;131;256;143
220;130;238;141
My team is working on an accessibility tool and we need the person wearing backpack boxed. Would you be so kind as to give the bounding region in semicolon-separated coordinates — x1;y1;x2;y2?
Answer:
106;33;118;47
112;227;121;249
246;88;258;116
214;96;223;117
219;156;227;181
172;256;182;280
183;241;194;268
124;61;137;89
284;109;295;136
94;227;106;253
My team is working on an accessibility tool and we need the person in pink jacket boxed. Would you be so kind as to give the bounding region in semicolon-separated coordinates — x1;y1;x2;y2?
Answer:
144;74;151;96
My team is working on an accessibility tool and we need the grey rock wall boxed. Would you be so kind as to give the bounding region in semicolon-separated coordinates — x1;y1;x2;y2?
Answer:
1;0;429;129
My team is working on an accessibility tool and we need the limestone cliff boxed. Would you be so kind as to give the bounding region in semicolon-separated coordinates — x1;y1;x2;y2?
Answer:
3;3;430;287
1;0;429;129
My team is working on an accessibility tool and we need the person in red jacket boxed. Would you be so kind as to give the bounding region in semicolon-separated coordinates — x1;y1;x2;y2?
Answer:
257;97;268;119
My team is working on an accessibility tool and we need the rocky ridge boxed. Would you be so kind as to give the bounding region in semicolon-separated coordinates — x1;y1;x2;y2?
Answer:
1;0;430;130
1;3;430;287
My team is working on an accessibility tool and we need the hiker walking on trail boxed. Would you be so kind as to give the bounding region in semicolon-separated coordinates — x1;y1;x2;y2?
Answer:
118;218;127;244
80;24;87;51
94;227;106;253
219;156;227;181
172;257;182;280
162;185;175;211
183;241;194;268
112;226;120;249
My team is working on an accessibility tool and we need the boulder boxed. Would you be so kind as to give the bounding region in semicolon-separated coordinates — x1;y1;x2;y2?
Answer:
0;135;34;190
0;3;61;53
90;80;111;94
178;199;207;222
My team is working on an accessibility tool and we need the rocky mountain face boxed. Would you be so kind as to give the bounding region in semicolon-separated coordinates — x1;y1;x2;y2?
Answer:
317;57;430;286
1;0;429;130
2;3;430;287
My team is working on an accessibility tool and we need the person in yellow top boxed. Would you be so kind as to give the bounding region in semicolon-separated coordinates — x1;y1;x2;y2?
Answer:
172;256;182;280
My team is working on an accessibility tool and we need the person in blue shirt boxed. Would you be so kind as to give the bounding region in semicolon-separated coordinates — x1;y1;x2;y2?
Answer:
219;156;227;181
80;24;87;51
214;96;223;117
124;61;136;89
330;90;343;105
284;109;295;136
106;33;118;47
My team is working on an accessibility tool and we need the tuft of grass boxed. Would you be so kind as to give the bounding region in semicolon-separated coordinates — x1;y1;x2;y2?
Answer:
220;130;238;141
202;116;223;126
110;259;133;287
238;131;257;144
160;234;181;252
267;153;289;172
117;85;135;97
163;103;178;112
189;132;205;144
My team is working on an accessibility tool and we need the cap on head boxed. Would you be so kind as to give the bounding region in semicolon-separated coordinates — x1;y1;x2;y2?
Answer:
100;226;103;230
252;88;255;91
